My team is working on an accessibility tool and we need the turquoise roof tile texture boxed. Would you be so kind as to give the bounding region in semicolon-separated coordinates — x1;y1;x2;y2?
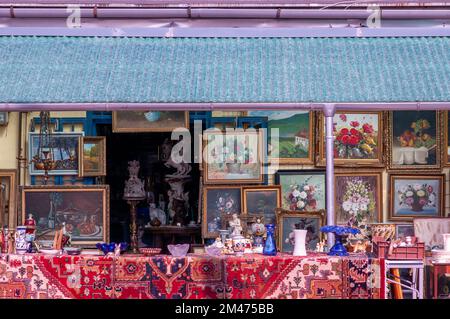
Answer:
0;36;449;103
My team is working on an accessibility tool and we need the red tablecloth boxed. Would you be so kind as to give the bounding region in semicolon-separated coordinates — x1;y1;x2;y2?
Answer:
0;253;383;299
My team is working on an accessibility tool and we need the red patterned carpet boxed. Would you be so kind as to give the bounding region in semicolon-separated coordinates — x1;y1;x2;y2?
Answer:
0;253;382;299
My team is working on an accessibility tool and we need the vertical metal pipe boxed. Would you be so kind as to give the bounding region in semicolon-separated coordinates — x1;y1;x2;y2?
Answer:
324;103;336;248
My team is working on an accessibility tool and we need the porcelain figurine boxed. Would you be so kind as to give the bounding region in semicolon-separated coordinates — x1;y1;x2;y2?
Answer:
229;213;243;238
123;160;146;198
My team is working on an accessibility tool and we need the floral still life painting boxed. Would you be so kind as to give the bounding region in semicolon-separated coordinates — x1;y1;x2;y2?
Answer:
318;112;382;166
389;174;444;221
389;111;440;169
275;170;326;212
335;173;382;239
204;131;263;184
203;186;242;238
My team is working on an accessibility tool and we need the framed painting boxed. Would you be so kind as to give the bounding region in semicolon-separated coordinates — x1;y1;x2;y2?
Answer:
317;111;383;166
203;130;264;184
247;111;314;164
387;111;441;170
29;132;83;176
0;170;17;228
395;224;415;239
21;185;110;247
242;186;281;224
202;186;242;238
443;111;450;166
112;111;189;132
276;209;325;252
388;174;445;221
211;111;245;117
335;171;382;227
79;136;106;177
275;170;326;212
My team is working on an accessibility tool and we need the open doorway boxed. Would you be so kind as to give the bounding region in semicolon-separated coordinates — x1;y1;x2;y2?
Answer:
96;124;201;252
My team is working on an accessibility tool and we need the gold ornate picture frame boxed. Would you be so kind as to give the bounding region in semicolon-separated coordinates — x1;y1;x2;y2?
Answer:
79;136;106;177
202;185;243;238
0;170;18;229
386;111;442;170
112;111;189;133
276;208;326;253
388;173;445;222
21;185;110;247
317;111;384;167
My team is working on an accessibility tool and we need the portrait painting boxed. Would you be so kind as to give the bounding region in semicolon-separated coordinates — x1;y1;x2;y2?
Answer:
247;111;313;164
335;172;382;226
202;186;242;238
388;111;440;169
21;185;110;246
389;174;445;221
79;136;106;177
203;130;263;184
318;111;383;166
112;111;189;132
275;170;326;212
242;186;281;224
276;209;325;253
29;132;83;176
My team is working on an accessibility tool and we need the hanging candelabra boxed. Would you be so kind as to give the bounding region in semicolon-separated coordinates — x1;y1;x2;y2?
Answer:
30;112;56;185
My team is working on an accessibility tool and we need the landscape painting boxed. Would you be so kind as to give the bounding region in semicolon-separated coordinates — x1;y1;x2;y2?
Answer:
247;111;313;164
80;137;106;177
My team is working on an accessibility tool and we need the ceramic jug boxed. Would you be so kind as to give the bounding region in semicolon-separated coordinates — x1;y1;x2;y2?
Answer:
293;229;307;256
443;233;450;252
15;226;28;254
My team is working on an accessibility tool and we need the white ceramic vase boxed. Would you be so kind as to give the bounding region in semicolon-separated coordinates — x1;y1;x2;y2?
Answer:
293;229;307;256
443;233;450;252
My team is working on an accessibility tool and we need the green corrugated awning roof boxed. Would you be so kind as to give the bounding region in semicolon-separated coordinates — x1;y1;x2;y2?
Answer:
1;36;450;103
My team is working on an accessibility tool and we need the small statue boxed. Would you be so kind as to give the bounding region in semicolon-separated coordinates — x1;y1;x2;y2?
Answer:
114;243;121;256
161;138;192;177
229;213;243;238
316;239;326;253
123;160;145;198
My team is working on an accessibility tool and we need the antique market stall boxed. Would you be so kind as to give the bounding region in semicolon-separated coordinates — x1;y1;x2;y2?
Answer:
0;16;450;299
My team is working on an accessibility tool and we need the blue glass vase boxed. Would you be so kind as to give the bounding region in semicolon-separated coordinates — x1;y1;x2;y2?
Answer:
263;224;277;256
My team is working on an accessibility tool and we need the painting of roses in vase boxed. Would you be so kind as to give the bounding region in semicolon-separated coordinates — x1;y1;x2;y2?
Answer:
318;112;383;166
389;174;444;221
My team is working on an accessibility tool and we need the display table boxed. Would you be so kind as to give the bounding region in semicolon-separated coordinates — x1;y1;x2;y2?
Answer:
0;253;383;299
